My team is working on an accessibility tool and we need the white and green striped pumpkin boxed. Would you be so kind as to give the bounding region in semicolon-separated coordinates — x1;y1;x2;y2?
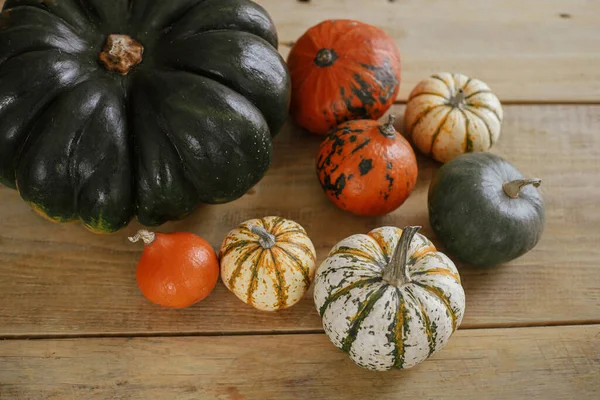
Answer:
313;226;466;371
405;72;503;164
220;216;317;311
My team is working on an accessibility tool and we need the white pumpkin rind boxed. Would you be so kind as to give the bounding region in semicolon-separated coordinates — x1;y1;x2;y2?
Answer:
405;72;503;163
220;216;317;311
313;226;466;371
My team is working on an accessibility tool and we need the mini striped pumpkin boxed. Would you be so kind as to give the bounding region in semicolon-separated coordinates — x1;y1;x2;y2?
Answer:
404;72;503;163
220;216;317;311
314;226;466;371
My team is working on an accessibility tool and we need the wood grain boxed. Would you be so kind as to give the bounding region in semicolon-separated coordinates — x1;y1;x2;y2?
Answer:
0;105;599;337
0;1;598;397
1;0;598;102
254;0;600;102
0;325;598;400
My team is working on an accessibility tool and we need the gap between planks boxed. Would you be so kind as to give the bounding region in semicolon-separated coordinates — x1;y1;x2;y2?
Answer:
1;320;599;341
2;324;597;400
393;99;600;105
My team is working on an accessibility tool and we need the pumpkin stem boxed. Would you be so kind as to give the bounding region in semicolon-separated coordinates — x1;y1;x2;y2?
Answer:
503;178;542;199
379;114;397;137
250;225;277;249
383;226;421;286
99;34;144;75
314;48;338;67
449;88;466;108
128;230;156;246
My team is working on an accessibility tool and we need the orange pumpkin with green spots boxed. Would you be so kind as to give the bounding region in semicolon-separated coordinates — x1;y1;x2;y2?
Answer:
316;116;418;216
287;19;401;135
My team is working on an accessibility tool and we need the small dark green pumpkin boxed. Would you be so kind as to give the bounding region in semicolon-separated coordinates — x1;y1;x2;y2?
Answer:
428;152;545;267
0;0;290;233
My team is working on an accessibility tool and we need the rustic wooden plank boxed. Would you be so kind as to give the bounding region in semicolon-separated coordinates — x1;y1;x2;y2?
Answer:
255;0;600;102
0;105;599;336
1;0;598;102
0;325;598;400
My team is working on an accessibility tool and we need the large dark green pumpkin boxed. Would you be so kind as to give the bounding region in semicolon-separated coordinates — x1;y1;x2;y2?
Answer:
0;0;290;232
428;152;545;267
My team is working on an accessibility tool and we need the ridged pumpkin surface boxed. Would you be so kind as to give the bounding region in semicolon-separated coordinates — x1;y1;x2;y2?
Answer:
405;73;503;163
220;216;317;311
288;19;401;135
0;0;290;233
314;226;466;371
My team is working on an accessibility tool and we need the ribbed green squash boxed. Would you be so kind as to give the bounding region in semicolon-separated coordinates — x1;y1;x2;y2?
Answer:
0;0;290;232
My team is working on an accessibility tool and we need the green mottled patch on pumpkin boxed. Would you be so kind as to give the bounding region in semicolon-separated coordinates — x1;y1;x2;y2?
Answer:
319;277;382;317
391;288;412;369
82;213;126;234
269;251;288;309
329;246;385;268
406;286;436;356
316;264;374;286
278;241;316;264
272;246;311;289
246;249;266;306
226;244;261;289
220;240;254;259
29;202;76;224
275;228;307;238
414;282;457;332
459;109;474;153
341;285;388;353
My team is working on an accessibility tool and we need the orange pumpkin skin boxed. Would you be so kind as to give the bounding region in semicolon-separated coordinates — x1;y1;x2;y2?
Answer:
134;231;220;309
317;116;417;216
288;20;401;135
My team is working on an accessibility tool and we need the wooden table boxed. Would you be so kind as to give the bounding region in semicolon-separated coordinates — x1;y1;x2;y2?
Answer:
1;1;599;399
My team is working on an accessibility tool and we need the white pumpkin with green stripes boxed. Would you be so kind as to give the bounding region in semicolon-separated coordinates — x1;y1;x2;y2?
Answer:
313;226;466;371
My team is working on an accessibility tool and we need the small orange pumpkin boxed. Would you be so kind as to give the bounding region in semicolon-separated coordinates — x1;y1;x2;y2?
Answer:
129;230;220;309
316;115;418;216
287;19;401;135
